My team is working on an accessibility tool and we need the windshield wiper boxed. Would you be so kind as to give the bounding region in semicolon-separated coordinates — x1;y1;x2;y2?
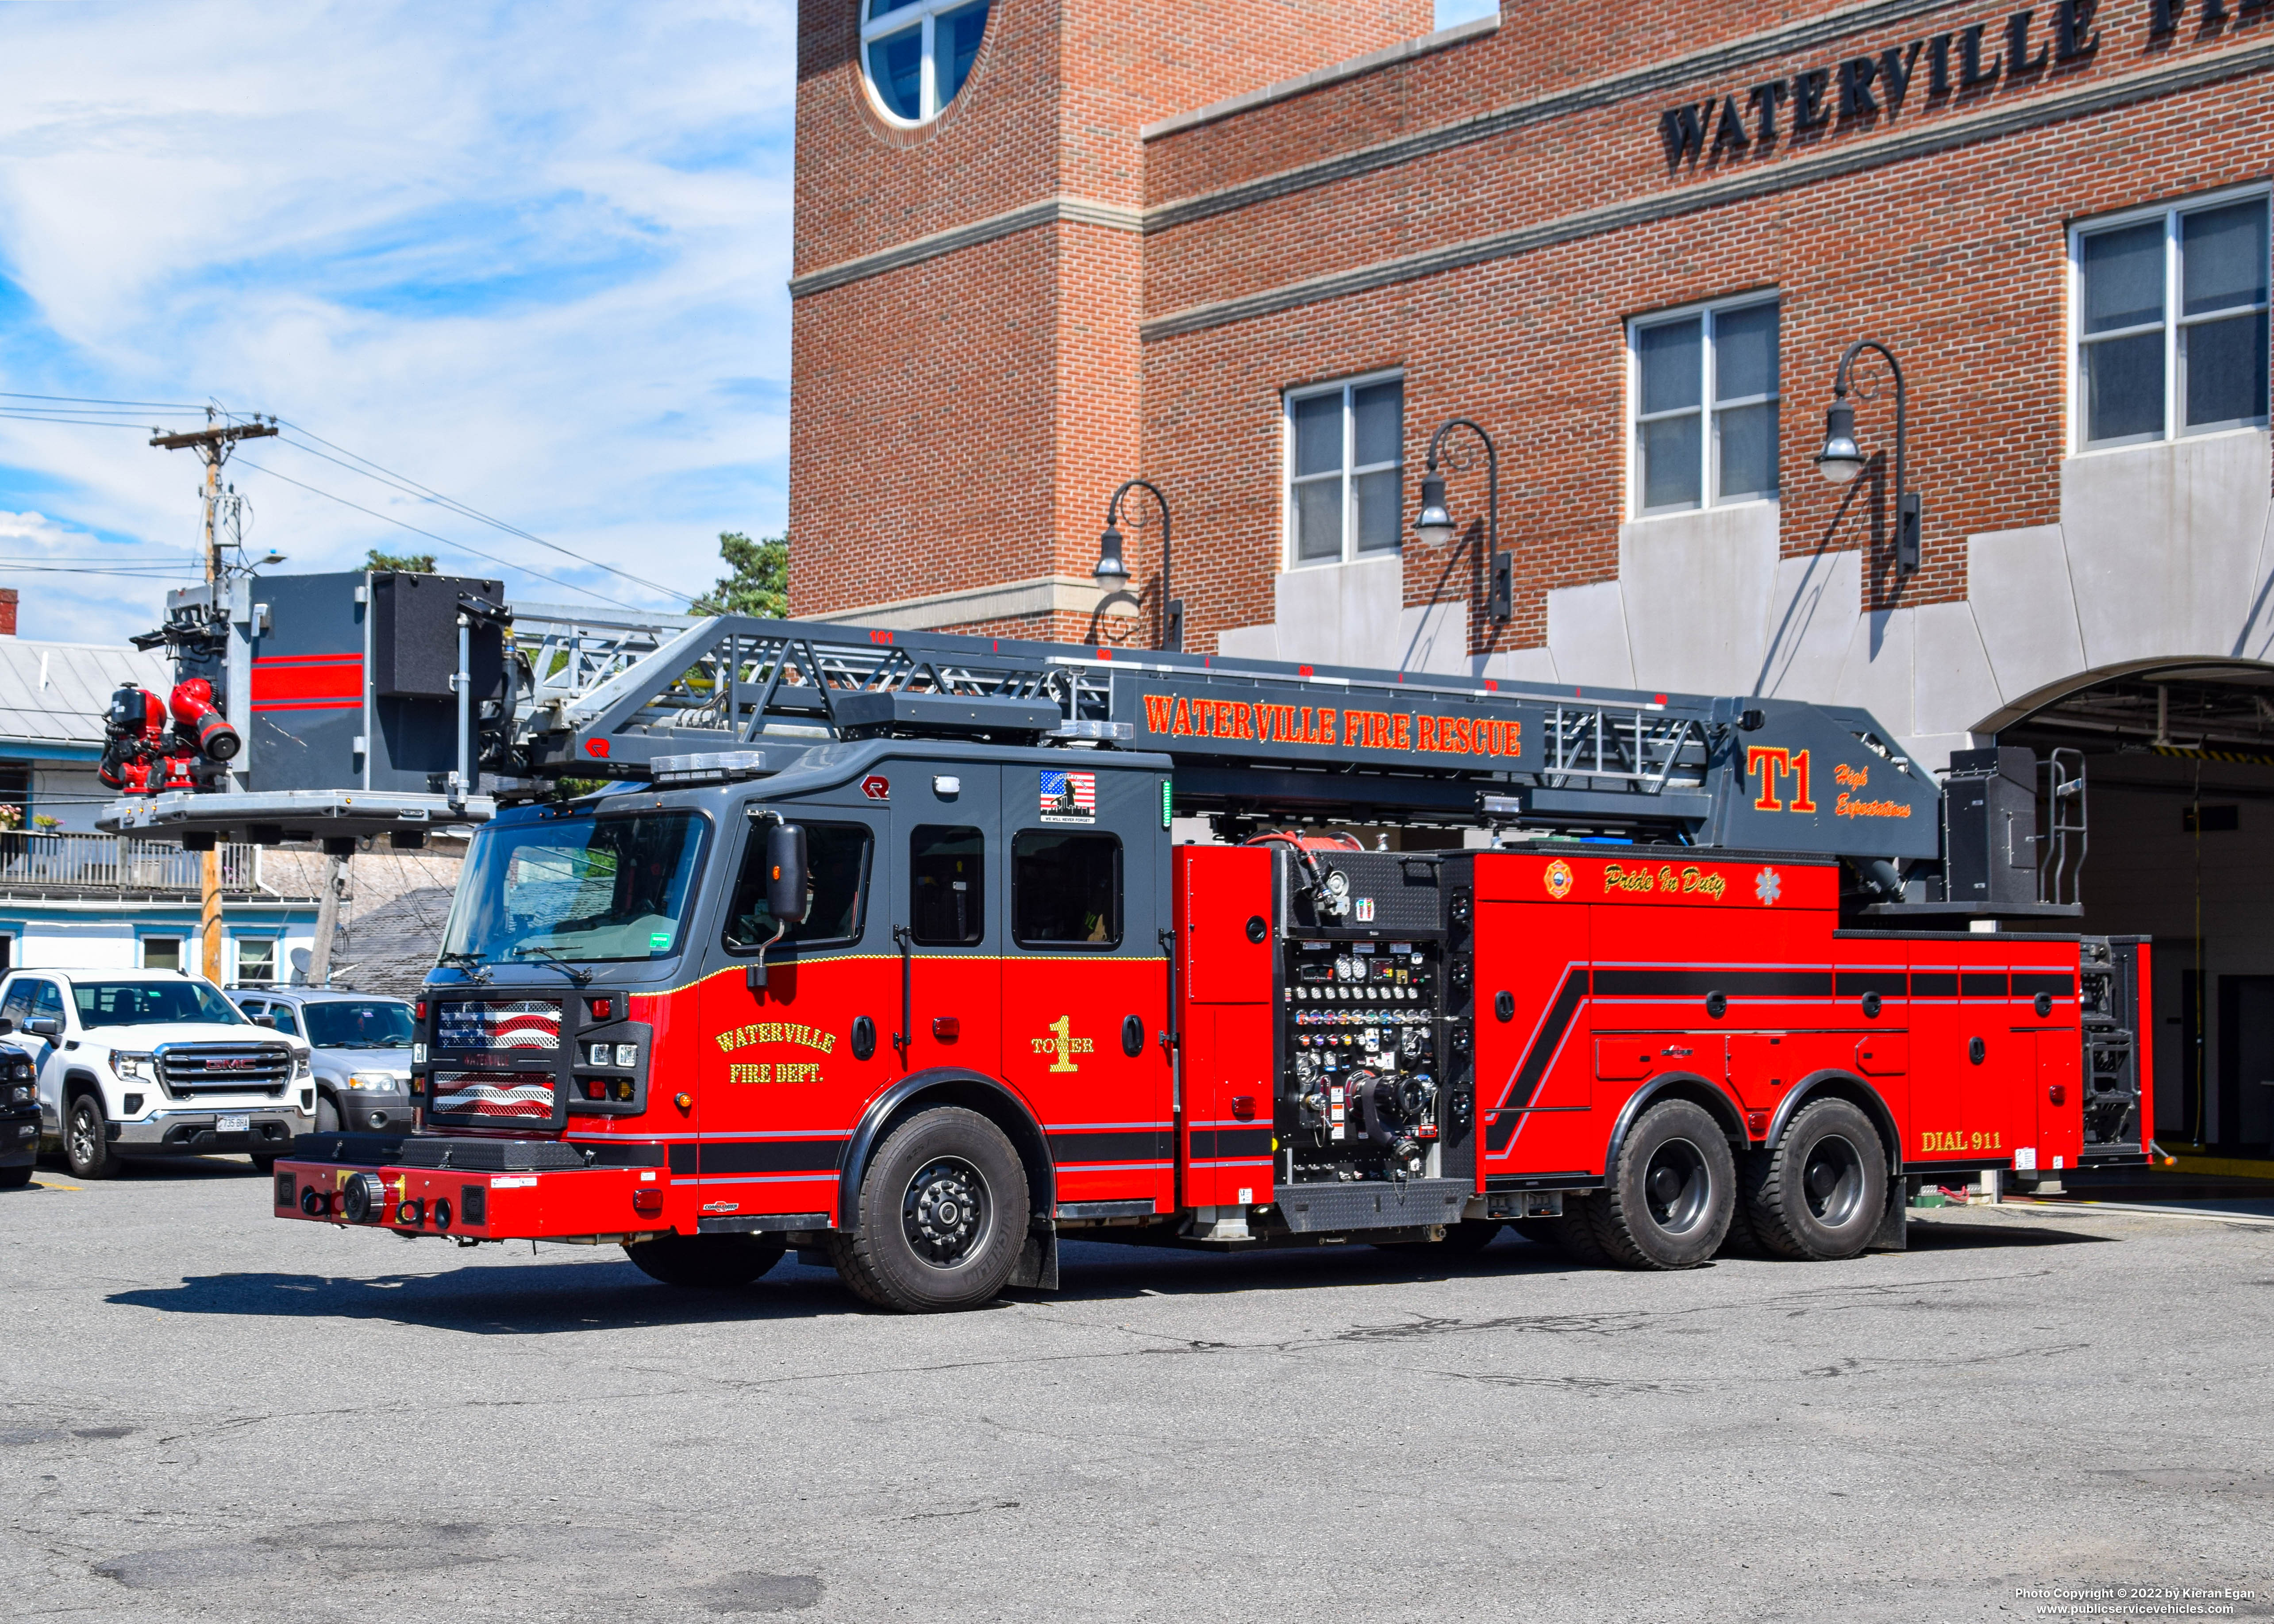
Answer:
435;950;492;983
508;944;593;987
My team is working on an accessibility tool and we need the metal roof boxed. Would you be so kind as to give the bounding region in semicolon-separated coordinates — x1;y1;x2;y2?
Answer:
0;638;171;753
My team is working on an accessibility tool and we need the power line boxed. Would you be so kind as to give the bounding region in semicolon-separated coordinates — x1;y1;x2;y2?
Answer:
270;421;686;600
6;394;703;610
0;391;208;410
231;456;629;609
0;409;165;429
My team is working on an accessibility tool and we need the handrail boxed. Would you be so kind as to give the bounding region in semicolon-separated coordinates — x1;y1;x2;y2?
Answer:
0;832;273;894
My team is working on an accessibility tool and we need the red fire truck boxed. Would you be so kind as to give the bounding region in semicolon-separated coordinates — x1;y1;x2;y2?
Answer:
264;618;2149;1311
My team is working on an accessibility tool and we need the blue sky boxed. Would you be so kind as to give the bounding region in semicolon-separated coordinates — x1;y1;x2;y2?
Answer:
0;0;1489;645
0;0;797;642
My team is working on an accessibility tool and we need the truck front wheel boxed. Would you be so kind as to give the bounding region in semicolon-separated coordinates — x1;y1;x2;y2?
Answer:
623;1233;786;1287
1589;1099;1733;1270
830;1107;1030;1313
64;1095;118;1181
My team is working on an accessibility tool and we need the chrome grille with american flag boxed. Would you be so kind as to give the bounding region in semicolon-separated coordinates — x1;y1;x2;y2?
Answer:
431;999;562;1119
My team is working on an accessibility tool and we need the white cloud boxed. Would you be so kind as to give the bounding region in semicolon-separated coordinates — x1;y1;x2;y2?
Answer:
0;508;200;644
0;0;797;641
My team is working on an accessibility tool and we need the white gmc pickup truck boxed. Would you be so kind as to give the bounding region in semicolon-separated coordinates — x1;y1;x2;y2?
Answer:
0;970;314;1179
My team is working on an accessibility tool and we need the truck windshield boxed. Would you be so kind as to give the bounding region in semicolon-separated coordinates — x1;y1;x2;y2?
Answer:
300;1000;416;1048
442;809;710;966
74;980;249;1029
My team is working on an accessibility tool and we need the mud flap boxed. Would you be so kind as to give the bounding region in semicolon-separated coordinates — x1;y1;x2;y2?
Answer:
1009;1217;1059;1290
1866;1172;1912;1252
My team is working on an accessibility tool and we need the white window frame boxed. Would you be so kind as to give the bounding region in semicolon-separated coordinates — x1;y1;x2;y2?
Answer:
1282;369;1405;570
860;0;989;126
1626;292;1782;519
230;935;278;988
2068;184;2272;455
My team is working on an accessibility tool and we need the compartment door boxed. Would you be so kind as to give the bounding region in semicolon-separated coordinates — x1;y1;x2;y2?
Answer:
1174;846;1275;1208
1478;898;1593;1175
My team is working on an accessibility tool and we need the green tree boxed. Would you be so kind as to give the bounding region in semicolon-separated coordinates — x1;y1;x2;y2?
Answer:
691;531;788;618
365;548;437;573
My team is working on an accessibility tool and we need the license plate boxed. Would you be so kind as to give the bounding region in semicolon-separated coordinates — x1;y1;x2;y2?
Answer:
218;1114;250;1135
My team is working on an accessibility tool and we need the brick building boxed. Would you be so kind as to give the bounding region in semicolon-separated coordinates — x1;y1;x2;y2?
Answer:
789;0;2274;1159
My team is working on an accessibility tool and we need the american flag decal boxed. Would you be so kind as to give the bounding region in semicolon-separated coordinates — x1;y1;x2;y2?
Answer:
437;999;561;1051
429;1071;555;1119
1040;769;1096;823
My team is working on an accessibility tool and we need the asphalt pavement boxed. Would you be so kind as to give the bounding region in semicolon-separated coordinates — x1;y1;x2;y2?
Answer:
4;1158;2270;1623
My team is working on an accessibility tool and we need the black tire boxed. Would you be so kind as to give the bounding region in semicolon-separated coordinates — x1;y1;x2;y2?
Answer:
1549;1195;1612;1265
0;1163;32;1190
63;1094;117;1181
1748;1098;1888;1262
1717;1152;1768;1257
1589;1098;1734;1270
623;1232;787;1288
829;1106;1030;1313
249;1155;279;1175
315;1096;342;1134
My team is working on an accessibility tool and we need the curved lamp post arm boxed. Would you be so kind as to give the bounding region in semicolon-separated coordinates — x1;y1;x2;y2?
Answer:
1103;477;1177;650
1825;338;1920;574
1419;417;1509;622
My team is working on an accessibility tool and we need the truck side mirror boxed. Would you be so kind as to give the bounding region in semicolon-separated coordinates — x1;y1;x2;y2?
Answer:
0;1017;13;1036
23;1017;61;1039
767;823;811;926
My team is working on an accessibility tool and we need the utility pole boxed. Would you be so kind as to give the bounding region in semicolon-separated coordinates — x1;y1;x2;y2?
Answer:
151;412;277;984
305;850;347;987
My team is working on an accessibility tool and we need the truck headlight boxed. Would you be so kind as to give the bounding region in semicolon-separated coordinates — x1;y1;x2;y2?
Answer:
292;1051;312;1079
345;1072;406;1092
8;1084;30;1105
114;1053;154;1083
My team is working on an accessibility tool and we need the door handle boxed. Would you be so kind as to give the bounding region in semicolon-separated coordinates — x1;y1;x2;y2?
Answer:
892;925;912;1070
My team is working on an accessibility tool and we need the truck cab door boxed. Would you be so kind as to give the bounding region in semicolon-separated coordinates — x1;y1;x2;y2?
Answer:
892;764;1003;1078
695;802;894;1216
1000;765;1174;1213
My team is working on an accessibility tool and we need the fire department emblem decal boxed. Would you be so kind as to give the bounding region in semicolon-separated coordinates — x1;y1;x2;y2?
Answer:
1543;858;1574;900
1040;769;1096;823
1754;867;1782;906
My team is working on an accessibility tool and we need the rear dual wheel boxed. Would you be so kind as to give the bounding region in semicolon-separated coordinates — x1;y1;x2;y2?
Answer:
1573;1099;1735;1271
1745;1098;1888;1263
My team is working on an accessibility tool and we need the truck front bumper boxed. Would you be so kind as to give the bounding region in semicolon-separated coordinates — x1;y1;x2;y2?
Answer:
2;1111;38;1164
112;1102;312;1157
274;1144;669;1242
336;1094;412;1135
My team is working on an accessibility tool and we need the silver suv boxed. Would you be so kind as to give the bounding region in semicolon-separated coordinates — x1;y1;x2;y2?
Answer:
229;989;416;1136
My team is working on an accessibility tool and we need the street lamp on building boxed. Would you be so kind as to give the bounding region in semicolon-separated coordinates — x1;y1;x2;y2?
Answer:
1814;338;1921;574
1413;418;1510;622
1097;478;1180;651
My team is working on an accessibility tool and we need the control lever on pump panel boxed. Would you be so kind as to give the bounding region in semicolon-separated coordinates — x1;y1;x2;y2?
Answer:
1257;841;1446;1189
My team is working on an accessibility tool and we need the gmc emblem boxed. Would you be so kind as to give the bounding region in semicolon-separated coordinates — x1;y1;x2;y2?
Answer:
204;1057;256;1070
